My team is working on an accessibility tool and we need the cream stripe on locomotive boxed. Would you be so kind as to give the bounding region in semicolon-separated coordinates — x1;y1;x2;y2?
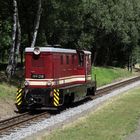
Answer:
26;75;86;81
25;75;91;86
26;77;85;86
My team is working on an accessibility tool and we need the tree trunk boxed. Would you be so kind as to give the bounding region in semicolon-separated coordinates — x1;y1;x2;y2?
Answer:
31;0;42;48
6;0;21;80
15;3;21;67
20;47;23;67
104;47;110;66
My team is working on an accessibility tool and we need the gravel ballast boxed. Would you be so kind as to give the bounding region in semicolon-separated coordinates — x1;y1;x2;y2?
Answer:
1;80;140;140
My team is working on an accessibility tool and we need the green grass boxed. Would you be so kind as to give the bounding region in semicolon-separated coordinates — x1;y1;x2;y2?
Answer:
92;67;133;87
0;82;16;100
0;70;23;100
44;87;140;140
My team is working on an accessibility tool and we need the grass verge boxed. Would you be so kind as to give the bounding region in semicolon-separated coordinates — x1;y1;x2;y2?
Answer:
0;82;16;100
92;67;133;87
44;87;140;140
0;70;23;100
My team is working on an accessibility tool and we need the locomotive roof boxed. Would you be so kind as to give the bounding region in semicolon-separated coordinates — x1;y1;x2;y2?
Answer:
25;47;91;54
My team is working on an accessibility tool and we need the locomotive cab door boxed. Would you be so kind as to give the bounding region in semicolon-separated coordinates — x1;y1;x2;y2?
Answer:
85;54;91;82
85;55;88;82
77;50;91;83
77;50;86;82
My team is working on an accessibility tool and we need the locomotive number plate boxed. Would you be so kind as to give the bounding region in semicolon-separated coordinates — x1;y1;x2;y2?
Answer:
31;74;45;79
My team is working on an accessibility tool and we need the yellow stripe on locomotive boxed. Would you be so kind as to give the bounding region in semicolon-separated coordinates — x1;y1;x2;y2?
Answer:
16;88;23;106
53;89;60;106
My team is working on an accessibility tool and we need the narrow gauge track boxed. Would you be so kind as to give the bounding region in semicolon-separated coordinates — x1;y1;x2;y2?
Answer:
0;111;50;136
94;76;140;98
0;76;140;136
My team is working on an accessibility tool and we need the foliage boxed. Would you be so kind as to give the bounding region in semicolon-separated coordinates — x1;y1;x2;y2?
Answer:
0;20;12;49
1;0;140;67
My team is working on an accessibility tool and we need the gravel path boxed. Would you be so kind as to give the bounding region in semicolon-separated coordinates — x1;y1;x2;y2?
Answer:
1;80;140;140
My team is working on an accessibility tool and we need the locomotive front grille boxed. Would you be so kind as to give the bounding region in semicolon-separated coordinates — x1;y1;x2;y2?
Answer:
26;88;51;106
32;56;44;67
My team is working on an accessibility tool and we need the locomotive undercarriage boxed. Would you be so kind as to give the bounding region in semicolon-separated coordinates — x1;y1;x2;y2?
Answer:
25;88;51;106
16;82;96;112
24;88;60;110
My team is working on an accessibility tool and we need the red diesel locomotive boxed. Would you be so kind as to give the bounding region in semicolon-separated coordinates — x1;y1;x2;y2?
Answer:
16;46;96;111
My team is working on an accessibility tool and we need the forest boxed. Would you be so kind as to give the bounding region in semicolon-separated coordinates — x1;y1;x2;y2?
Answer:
1;0;140;78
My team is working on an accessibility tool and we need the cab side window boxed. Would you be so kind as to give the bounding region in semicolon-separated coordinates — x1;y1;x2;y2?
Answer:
61;55;63;64
78;53;84;67
66;55;69;64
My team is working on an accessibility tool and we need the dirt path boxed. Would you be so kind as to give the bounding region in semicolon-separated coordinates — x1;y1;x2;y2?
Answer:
0;99;17;120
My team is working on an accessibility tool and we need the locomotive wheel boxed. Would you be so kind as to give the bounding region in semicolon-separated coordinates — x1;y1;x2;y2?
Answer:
87;87;96;96
16;104;26;113
64;93;74;107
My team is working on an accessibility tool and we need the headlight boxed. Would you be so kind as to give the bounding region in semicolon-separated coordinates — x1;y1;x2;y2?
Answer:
47;81;52;86
34;47;40;55
24;80;30;86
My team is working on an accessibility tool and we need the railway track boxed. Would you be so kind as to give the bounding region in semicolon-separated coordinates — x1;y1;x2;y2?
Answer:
0;76;140;136
0;111;50;136
95;76;140;98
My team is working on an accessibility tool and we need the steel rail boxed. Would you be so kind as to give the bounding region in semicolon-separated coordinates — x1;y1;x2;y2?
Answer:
0;112;50;135
93;76;140;99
